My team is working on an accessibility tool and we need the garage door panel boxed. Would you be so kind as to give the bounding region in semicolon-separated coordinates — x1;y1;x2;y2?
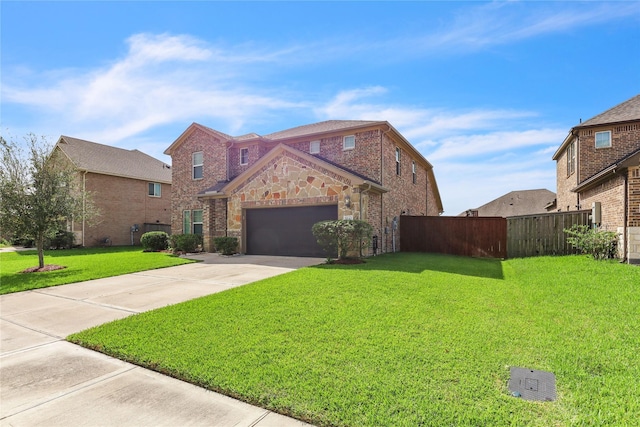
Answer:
246;205;337;257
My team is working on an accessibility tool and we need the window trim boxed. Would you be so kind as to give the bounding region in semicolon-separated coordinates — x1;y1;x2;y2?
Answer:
183;210;191;234
343;135;355;151
566;140;576;177
192;152;203;180
192;209;203;235
412;161;416;184
240;147;249;165
395;147;401;176
595;131;611;149
310;140;320;154
148;182;161;197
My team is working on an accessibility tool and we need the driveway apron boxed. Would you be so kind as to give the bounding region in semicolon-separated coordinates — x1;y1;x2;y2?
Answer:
1;255;322;426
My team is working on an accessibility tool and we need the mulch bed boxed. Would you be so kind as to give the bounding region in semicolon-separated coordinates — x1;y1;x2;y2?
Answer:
328;258;365;265
21;265;66;273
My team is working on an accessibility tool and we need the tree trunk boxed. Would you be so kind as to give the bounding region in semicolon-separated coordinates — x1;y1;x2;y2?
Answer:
37;235;45;269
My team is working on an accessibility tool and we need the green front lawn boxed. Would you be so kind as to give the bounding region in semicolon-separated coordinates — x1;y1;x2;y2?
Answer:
0;247;196;294
69;253;639;426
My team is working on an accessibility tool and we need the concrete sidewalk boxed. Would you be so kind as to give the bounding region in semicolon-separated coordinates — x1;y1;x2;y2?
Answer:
1;255;323;426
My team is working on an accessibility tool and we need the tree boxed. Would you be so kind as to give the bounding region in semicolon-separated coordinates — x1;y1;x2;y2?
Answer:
0;134;96;269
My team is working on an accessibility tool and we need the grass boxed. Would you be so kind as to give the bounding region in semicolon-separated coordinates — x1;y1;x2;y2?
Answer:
0;246;196;294
68;253;639;426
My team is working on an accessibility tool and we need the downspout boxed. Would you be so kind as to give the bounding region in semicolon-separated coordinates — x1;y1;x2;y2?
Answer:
621;170;628;263
226;140;236;242
360;183;372;256
381;125;395;253
82;171;87;247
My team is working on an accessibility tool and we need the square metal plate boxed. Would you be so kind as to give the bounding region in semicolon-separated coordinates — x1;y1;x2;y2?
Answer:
508;367;556;401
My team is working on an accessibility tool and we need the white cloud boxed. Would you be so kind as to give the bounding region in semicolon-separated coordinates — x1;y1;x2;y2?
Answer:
2;33;303;144
416;2;640;52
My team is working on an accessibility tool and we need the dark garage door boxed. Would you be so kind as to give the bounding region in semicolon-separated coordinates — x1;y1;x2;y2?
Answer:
245;205;337;257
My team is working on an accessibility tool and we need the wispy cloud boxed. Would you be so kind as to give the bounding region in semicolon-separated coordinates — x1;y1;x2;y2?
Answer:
413;1;640;52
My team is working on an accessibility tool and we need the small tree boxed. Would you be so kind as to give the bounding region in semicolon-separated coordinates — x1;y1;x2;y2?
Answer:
0;134;96;269
564;224;619;260
312;219;373;260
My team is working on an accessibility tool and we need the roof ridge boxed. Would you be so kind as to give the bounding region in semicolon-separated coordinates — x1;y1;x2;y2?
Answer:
578;94;640;127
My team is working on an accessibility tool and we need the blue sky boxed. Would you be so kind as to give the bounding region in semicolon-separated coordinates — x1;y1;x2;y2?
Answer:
2;1;639;215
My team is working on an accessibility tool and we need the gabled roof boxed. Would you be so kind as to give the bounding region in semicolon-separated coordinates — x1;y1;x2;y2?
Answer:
198;143;388;199
56;136;171;183
553;94;640;160
462;189;556;217
164;122;233;155
577;94;640;128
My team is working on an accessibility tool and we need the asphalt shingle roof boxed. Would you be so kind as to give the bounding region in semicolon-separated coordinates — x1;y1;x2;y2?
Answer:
464;189;556;217
57;136;171;183
578;94;640;127
263;120;384;141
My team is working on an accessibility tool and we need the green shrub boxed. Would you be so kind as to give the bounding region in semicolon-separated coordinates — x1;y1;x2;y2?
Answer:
47;230;75;250
312;219;373;260
213;237;238;255
564;224;619;260
169;234;203;253
140;231;169;252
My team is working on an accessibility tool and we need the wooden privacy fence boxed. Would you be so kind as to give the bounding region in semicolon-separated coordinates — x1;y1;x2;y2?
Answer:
506;210;591;258
400;211;591;258
400;216;507;258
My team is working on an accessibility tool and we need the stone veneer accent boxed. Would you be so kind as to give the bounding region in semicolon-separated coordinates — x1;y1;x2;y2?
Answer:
226;151;363;252
627;227;640;264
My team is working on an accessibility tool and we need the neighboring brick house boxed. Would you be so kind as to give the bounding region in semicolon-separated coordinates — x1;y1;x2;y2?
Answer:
53;136;172;246
164;120;443;256
552;94;640;264
461;189;556;217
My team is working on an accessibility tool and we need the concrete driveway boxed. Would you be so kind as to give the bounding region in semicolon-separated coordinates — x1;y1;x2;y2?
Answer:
1;254;323;426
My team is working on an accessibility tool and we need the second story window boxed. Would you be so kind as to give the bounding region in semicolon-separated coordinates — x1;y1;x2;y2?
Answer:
192;152;203;180
240;148;249;165
310;140;320;154
567;140;576;176
148;182;161;197
412;161;417;184
595;131;611;148
343;135;355;150
395;147;401;176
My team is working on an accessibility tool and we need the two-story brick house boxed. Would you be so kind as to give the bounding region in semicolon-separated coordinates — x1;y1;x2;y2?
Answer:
552;94;640;263
165;120;443;256
54;136;172;246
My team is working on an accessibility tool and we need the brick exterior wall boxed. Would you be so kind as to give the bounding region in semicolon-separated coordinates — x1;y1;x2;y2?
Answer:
555;138;580;212
555;118;639;262
170;127;227;242
79;172;170;246
578;123;640;182
169;123;439;254
579;174;626;230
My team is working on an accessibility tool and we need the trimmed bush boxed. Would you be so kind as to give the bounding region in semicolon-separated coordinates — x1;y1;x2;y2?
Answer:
312;219;373;260
213;237;238;255
140;231;169;252
170;234;203;253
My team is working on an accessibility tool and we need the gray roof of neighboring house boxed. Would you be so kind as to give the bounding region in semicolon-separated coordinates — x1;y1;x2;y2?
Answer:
56;136;172;183
264;120;383;140
462;189;556;217
577;94;640;127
